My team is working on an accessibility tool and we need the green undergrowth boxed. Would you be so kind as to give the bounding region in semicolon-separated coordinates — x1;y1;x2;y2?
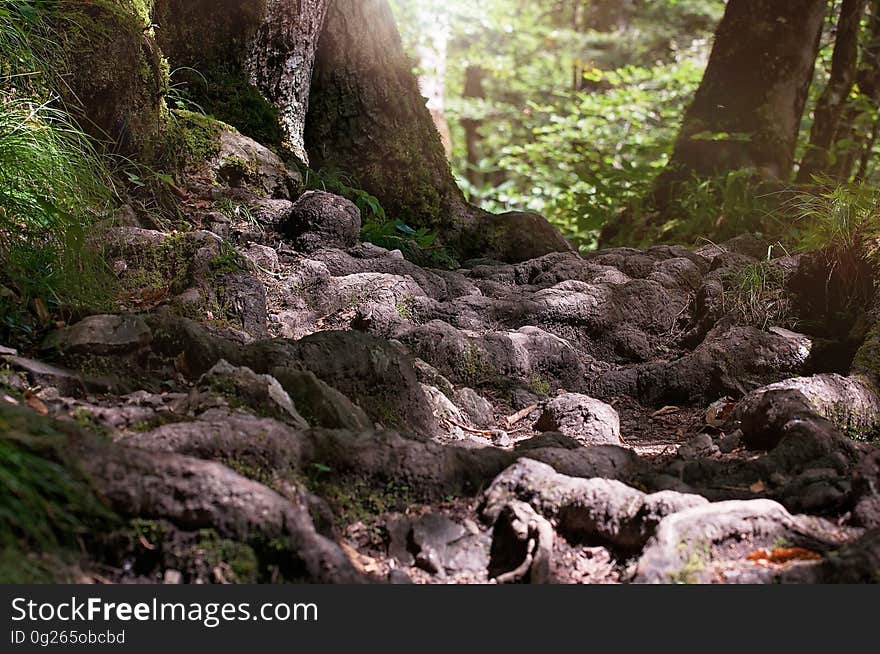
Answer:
0;1;117;342
305;167;460;269
305;464;418;527
168;64;283;149
723;256;793;330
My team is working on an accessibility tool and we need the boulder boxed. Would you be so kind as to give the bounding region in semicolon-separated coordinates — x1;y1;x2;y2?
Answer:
534;393;621;446
42;315;152;356
280;191;361;252
196;360;308;429
270;368;372;431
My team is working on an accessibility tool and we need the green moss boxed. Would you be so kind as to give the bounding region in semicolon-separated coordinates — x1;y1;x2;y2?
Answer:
209;241;247;276
161;109;224;170
669;543;711;584
461;343;492;387
530;375;551;397
0;404;116;570
396;295;416;320
172;65;283;148
196;529;259;583
305;467;416;527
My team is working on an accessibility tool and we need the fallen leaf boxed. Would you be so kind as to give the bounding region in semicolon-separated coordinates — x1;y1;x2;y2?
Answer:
746;547;822;565
340;542;381;574
749;480;767;494
652;406;679;418
25;395;49;415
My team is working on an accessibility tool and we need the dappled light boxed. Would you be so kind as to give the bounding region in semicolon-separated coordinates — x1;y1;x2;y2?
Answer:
1;0;879;592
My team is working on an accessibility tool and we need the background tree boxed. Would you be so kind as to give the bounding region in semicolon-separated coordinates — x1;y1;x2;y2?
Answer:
651;0;828;209
833;0;880;181
304;0;478;244
798;0;868;183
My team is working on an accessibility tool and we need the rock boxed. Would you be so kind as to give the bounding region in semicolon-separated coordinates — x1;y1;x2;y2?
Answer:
677;433;719;459
213;128;300;199
486;211;575;263
515;432;583;451
481;459;707;550
389;513;490;577
454;388;495;428
196;360;308;429
488;501;554;584
271;368;372;430
399;320;587;392
534;393;621;446
633;499;830;584
413;359;455;398
212;271;269;339
240;331;439;439
739;389;822;451
2;356;120;397
280;191;361;252
735;374;880;436
421;384;472;443
163;569;183;585
596;325;814;406
42;315;152;356
242;244;280;273
81;439;364;584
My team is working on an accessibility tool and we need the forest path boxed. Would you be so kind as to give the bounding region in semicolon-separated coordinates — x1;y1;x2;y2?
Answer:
4;172;879;584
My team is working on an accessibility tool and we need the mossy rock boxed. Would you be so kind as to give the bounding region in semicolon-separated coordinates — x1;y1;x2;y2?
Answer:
0;403;115;582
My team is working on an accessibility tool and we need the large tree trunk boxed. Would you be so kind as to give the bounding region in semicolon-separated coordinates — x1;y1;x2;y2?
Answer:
304;0;476;242
652;0;827;206
246;0;330;163
154;0;328;161
304;0;572;262
797;0;868;183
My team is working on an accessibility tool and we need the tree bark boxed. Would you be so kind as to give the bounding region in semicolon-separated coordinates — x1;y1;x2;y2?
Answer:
304;0;478;244
154;0;328;161
797;0;868;183
246;0;330;163
652;0;827;207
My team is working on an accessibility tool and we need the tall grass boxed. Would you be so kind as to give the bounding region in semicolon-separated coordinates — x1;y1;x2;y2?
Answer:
0;0;115;336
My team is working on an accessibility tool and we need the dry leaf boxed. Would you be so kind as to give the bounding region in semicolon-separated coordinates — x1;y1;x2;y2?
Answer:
746;547;822;566
749;480;767;494
652;406;679;418
26;395;49;415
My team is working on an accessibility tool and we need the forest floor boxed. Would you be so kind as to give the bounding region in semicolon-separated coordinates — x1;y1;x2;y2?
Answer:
3;128;879;585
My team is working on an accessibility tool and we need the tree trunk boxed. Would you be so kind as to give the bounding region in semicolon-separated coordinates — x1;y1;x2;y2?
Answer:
833;0;880;181
246;0;330;164
462;66;487;188
305;0;572;262
304;0;478;244
154;0;328;161
797;0;868;183
652;0;827;207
